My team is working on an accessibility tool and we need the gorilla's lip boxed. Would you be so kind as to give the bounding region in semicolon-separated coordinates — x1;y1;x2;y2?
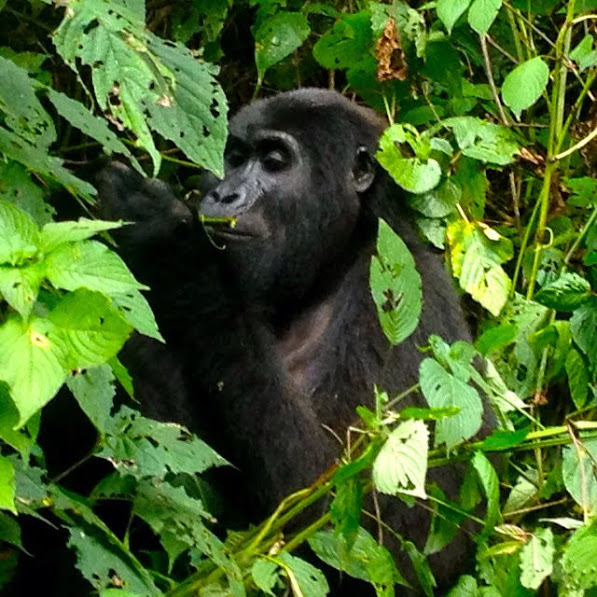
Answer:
207;226;256;241
199;213;270;241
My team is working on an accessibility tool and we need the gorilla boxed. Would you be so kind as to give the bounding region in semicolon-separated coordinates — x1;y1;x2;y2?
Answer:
96;88;493;593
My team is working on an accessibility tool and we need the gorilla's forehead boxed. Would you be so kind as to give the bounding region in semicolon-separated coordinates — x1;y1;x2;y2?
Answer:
229;88;384;150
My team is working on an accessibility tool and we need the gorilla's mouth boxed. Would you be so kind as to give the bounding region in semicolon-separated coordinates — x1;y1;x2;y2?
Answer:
199;213;270;241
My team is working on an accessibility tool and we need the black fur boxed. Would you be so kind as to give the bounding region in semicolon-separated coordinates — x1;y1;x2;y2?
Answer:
96;89;493;593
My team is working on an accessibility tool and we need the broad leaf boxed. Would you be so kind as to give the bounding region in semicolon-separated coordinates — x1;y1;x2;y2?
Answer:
309;527;405;590
0;202;39;266
443;117;519;165
370;219;422;345
437;0;472;34
40;218;125;254
520;528;554;590
419;359;483;450
372;419;428;498
45;240;146;295
563;437;597;517
468;0;502;34
502;57;549;119
254;12;310;81
313;12;372;70
0;316;68;425
48;289;132;369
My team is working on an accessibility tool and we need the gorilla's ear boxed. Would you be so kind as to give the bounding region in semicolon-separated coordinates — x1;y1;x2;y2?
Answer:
352;146;376;194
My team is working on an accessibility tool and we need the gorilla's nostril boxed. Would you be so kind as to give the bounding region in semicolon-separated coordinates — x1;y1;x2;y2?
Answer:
220;192;240;204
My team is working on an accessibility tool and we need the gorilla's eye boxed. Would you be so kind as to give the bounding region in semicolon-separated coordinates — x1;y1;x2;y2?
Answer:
226;150;246;169
262;148;289;172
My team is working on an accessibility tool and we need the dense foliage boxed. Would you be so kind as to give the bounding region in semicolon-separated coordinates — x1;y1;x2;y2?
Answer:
2;0;597;594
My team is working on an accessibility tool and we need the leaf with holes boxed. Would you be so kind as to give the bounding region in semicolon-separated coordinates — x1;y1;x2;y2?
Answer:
447;219;513;316
370;219;422;345
111;289;163;341
420;359;483;450
372;419;429;498
0;161;54;225
54;1;227;176
46;89;142;173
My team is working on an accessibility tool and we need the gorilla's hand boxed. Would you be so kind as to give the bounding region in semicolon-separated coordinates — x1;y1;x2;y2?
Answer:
95;162;192;226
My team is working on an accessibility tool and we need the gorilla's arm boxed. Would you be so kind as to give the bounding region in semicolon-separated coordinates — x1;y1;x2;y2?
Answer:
96;163;336;516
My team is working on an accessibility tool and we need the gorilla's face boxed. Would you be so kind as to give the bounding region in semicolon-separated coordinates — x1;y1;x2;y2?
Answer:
198;90;380;308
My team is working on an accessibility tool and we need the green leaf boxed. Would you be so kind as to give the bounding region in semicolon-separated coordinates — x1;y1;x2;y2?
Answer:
419;359;483;450
535;272;591;311
468;0;502;34
330;478;363;544
370;219;423;345
98;406;227;479
409;179;461;218
0;161;54;225
519;528;554;590
0;455;16;513
0;129;95;200
144;36;228;177
54;2;228;176
563;437;597;516
447;220;513;316
39;218;125;254
565;348;589;409
67;523;160;595
46;89;141;172
254;12;310;80
277;552;329;597
0;511;22;550
0;55;55;147
570;34;597;71
561;524;597;592
571;297;597;365
48;289;132;369
501;57;549;119
132;480;236;574
67;365;116;433
0;316;68;425
308;527;405;589
251;559;279;596
0;387;37;460
0;202;39;266
475;324;518;356
443;117;519;165
0;262;44;318
45;240;147;295
372;419;428;498
111;289;163;342
377;125;442;194
437;0;472;34
313;11;372;70
471;451;501;533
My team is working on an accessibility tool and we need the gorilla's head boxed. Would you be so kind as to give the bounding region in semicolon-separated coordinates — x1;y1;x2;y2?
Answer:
199;89;386;312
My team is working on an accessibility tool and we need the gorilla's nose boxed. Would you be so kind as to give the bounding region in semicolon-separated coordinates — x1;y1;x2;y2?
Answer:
199;184;249;218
